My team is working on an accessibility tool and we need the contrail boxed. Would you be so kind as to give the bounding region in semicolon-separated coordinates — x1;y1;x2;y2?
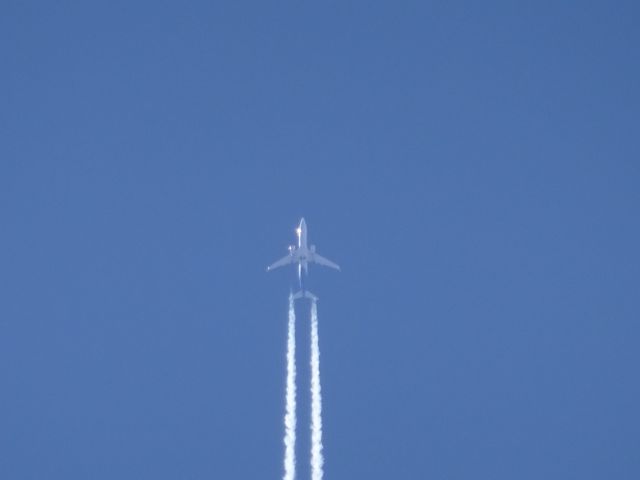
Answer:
283;293;297;480
310;299;324;480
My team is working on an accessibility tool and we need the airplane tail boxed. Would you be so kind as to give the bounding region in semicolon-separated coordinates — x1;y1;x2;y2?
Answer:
293;290;318;302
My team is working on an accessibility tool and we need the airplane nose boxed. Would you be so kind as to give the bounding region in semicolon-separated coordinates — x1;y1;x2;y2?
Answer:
300;218;306;227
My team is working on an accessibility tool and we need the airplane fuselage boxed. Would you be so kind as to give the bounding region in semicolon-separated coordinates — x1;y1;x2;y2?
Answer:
296;218;310;280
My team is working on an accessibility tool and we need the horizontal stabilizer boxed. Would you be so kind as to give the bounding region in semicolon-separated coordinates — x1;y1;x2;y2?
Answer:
293;290;318;302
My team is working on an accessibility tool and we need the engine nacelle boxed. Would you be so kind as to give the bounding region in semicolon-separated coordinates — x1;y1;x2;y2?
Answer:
288;245;296;253
310;245;316;252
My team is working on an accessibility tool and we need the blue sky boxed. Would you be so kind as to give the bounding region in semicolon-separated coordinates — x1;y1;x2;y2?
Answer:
1;2;639;478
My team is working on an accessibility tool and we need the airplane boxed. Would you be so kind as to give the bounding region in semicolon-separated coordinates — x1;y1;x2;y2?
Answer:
267;218;340;286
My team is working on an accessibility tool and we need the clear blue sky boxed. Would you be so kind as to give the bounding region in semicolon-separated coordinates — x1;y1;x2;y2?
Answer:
1;2;639;479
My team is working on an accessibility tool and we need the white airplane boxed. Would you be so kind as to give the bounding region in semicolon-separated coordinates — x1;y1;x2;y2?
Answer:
267;218;340;285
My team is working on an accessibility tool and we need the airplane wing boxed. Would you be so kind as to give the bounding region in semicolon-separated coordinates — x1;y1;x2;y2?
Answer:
312;252;341;271
267;254;294;271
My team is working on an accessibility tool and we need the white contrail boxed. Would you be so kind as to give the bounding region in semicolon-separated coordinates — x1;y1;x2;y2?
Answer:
310;299;324;480
283;293;297;480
